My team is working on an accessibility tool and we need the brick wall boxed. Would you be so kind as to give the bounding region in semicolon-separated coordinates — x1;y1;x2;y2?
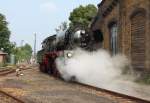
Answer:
92;0;150;71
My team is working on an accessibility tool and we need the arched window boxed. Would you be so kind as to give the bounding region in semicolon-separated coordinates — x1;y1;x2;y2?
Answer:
109;22;118;55
131;10;146;70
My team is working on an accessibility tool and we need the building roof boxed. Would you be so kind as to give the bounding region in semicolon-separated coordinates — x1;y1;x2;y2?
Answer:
0;51;8;55
97;0;106;8
90;0;119;30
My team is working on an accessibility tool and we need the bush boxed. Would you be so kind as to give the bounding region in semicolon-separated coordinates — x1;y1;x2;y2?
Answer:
135;72;150;85
0;63;3;67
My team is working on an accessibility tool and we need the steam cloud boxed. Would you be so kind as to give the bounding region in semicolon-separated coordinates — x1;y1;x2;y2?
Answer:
56;48;132;89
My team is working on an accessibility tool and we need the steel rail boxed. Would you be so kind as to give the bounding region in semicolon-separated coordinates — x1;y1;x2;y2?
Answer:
0;90;25;103
0;66;33;76
0;68;12;72
0;69;15;76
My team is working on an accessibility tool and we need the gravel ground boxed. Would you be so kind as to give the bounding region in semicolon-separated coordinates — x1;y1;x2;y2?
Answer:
0;67;149;103
0;67;116;103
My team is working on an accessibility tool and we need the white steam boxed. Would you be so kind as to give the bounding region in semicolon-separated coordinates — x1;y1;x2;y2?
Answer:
56;48;131;89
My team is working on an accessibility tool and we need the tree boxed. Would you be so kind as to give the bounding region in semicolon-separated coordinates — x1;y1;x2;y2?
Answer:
0;13;11;54
55;21;68;34
69;4;97;29
22;44;32;60
13;43;32;63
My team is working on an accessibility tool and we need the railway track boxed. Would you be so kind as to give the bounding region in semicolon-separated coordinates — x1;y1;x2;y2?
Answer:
0;65;34;103
0;90;25;103
0;66;33;76
39;69;150;103
1;66;149;103
74;82;150;103
0;69;15;76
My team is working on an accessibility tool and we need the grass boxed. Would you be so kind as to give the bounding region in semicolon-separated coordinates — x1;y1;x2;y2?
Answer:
135;72;150;85
0;63;7;67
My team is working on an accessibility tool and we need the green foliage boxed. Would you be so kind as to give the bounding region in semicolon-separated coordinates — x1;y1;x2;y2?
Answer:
55;21;68;33
12;43;32;63
136;73;150;85
0;63;4;67
37;49;44;63
0;13;12;54
69;4;97;28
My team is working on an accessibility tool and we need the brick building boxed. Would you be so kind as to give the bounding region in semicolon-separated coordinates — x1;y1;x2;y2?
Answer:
91;0;150;71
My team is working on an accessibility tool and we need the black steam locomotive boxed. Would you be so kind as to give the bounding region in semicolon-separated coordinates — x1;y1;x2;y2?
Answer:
37;26;103;77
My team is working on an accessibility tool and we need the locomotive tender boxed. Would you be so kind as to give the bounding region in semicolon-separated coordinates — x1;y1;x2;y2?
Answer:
37;26;103;78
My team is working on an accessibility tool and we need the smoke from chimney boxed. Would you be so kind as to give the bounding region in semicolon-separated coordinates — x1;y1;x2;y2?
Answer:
56;48;132;89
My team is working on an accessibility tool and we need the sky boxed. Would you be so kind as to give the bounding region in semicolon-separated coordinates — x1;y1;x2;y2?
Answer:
0;0;101;52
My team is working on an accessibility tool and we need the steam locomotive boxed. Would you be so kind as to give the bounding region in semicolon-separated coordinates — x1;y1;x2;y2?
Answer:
37;26;103;78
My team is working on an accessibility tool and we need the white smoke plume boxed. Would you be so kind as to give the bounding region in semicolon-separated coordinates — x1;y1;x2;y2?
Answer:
56;48;132;89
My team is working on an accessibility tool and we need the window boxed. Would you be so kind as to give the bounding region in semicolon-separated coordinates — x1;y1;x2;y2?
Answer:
109;23;118;55
131;11;146;70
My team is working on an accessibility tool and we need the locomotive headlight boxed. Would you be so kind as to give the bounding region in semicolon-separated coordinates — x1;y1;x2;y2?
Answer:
67;52;73;58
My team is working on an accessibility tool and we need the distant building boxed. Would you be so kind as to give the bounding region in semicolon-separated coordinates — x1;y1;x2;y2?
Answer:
0;51;7;65
91;0;150;71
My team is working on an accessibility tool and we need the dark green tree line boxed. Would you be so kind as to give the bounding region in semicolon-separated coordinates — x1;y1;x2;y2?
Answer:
69;4;97;29
0;13;12;54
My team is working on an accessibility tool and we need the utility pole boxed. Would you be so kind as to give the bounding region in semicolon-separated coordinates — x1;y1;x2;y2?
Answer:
34;33;37;62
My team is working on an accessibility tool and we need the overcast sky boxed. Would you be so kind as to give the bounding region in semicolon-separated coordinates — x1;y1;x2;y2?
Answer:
0;0;100;51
